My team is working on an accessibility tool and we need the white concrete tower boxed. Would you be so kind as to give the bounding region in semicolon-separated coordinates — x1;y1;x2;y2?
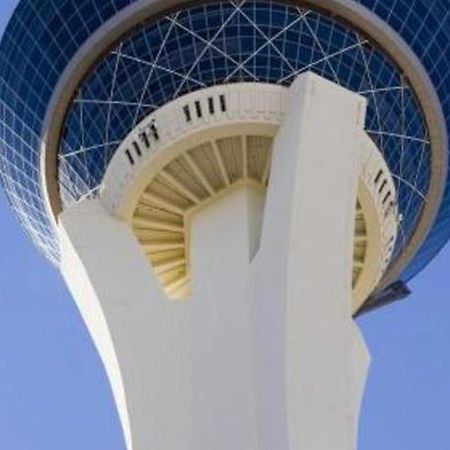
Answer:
2;2;449;449
59;72;398;450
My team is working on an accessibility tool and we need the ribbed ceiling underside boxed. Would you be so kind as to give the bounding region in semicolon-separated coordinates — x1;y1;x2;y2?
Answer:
131;135;367;299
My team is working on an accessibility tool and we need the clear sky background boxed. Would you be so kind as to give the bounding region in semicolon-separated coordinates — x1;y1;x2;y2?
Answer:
0;1;450;449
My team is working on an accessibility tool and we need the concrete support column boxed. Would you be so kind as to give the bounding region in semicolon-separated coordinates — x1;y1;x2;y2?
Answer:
189;186;265;450
59;201;193;450
253;73;371;450
59;188;265;450
59;73;371;450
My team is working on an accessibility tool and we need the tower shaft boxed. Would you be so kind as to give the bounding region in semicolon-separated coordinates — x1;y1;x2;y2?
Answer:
59;74;370;450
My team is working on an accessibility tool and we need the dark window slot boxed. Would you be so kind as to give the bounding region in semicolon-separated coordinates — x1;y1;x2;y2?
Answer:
382;191;391;205
125;149;134;165
133;141;142;157
385;202;395;218
139;132;150;148
208;97;215;114
150;121;159;140
378;180;387;194
219;94;227;112
183;105;191;122
195;101;202;118
374;169;383;184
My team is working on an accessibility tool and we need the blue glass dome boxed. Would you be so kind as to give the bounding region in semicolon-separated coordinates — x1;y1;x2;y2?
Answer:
0;0;449;297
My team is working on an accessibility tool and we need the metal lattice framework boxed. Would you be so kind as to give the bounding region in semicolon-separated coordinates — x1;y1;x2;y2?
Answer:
59;1;430;264
3;0;450;290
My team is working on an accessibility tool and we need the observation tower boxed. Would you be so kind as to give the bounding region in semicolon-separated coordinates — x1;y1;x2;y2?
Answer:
1;1;449;449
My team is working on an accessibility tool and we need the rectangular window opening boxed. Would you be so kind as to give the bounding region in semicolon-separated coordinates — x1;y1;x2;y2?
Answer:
183;105;191;122
133;141;142;157
378;180;387;194
219;94;227;112
208;97;215;114
125;149;134;165
374;169;383;184
150;121;160;140
195;100;202;118
382;191;391;205
139;132;150;148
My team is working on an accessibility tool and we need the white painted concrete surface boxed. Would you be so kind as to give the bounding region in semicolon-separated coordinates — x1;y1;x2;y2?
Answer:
189;187;264;450
100;79;398;310
59;73;371;450
252;73;370;450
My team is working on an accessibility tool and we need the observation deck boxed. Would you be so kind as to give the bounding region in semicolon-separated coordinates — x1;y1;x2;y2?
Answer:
1;0;449;310
99;82;398;312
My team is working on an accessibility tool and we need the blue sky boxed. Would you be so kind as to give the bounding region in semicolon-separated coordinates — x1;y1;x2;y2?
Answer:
1;1;450;449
